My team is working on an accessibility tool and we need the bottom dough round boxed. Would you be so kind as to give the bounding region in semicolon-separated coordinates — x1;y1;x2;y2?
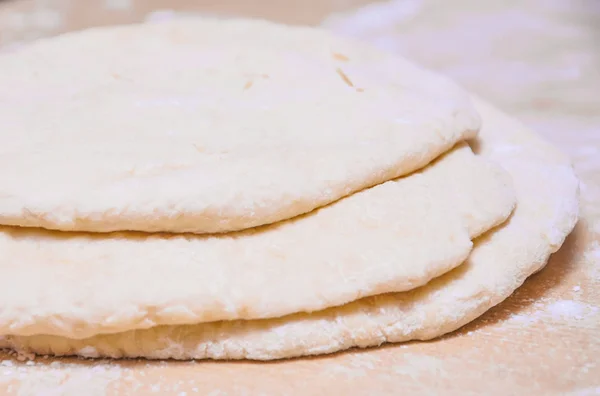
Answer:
0;97;579;360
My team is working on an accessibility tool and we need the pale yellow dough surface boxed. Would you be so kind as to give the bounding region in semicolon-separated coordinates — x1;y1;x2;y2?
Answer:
0;18;479;234
0;143;514;339
0;98;577;360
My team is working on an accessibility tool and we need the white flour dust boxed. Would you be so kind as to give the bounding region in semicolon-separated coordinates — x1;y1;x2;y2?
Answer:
104;0;133;11
505;299;600;328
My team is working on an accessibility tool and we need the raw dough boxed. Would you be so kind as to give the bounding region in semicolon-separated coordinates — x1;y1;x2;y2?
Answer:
0;97;577;359
0;18;479;234
0;143;514;339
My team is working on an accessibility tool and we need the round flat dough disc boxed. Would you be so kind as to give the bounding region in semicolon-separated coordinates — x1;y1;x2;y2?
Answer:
0;18;480;234
0;97;576;360
0;143;515;339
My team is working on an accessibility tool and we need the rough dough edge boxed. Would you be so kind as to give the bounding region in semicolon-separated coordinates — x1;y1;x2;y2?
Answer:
0;142;516;339
0;96;580;360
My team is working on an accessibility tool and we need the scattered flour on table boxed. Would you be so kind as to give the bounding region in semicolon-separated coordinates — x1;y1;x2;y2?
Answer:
585;241;600;262
104;0;133;11
348;354;379;370
506;299;600;327
575;146;599;158
323;0;423;36
325;363;368;379
0;6;64;46
392;353;448;379
0;356;212;396
0;360;123;396
546;300;587;321
584;241;600;282
566;386;600;396
324;354;384;379
144;10;220;24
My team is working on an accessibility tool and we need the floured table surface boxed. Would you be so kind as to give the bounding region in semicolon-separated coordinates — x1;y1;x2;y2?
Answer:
0;0;599;394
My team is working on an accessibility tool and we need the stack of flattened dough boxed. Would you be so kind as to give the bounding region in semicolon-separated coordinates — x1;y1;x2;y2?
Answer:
0;18;578;360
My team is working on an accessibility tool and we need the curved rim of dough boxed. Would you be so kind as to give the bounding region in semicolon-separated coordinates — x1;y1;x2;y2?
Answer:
0;142;515;339
0;96;579;360
0;18;480;234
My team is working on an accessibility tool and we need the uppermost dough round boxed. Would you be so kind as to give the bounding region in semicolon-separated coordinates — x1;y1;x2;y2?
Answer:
0;18;480;234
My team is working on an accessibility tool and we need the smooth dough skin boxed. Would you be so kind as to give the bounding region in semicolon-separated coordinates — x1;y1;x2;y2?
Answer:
0;97;578;360
0;143;515;339
0;18;480;234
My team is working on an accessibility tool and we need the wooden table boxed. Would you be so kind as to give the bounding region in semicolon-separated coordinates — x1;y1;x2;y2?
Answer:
1;1;598;394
